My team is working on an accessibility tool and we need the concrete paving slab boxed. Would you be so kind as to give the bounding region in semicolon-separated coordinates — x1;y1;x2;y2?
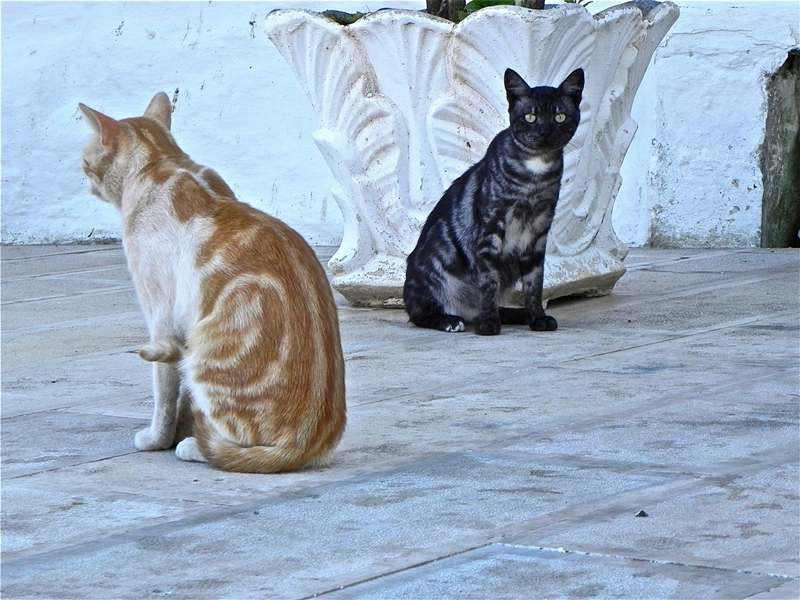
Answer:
0;276;130;303
641;249;798;275
529;462;800;577
1;245;798;599
0;247;127;279
1;482;199;557
323;543;791;600
1;410;145;477
504;376;798;470
561;282;796;333
1;245;125;259
748;579;800;599
1;351;150;416
0;288;141;331
1;451;669;599
1;321;147;372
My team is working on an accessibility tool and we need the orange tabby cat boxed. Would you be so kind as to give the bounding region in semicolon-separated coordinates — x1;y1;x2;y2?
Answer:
79;93;346;473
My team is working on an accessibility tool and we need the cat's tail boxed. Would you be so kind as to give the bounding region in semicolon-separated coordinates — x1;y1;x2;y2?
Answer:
194;414;339;474
138;339;184;364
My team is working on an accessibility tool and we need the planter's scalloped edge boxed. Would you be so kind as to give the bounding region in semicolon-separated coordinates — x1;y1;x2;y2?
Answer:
332;247;626;308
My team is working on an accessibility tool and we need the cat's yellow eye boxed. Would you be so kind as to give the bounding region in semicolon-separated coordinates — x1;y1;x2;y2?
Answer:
524;113;536;123
554;113;567;123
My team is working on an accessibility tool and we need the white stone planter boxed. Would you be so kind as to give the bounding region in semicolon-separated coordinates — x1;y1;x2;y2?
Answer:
265;1;679;307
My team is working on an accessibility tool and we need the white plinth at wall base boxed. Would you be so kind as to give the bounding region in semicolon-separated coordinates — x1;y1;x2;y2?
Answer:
265;1;680;308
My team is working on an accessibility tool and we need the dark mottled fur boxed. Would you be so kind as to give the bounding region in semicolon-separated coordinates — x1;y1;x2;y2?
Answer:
403;68;584;335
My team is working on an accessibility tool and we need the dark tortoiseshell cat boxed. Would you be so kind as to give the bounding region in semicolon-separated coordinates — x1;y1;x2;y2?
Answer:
404;68;584;335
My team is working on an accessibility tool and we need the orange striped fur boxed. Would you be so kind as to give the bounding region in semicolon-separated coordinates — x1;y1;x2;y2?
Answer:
79;93;346;473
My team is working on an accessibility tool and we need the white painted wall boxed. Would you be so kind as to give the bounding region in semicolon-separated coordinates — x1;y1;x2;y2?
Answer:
2;1;798;247
607;0;799;247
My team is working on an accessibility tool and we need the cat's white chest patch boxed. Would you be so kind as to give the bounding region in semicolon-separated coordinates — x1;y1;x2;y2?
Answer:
524;156;553;175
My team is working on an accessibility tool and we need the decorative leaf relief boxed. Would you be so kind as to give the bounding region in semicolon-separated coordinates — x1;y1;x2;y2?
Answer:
313;131;380;273
351;12;453;210
451;5;595;113
552;9;644;256
553;2;679;257
427;92;502;196
266;9;410;257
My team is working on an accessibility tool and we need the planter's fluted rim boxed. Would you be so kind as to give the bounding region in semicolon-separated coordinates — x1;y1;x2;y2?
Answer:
595;0;679;25
265;2;678;31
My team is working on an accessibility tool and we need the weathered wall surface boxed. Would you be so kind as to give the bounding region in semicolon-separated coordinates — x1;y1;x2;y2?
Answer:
1;1;377;245
2;1;798;247
760;49;800;248
610;0;799;247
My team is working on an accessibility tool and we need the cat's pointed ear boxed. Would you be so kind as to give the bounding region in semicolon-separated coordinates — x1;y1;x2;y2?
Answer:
79;103;121;149
558;68;584;103
143;92;172;130
504;69;530;104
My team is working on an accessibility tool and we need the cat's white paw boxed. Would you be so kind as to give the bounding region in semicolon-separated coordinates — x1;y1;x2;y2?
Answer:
445;321;465;332
175;437;207;463
134;427;172;451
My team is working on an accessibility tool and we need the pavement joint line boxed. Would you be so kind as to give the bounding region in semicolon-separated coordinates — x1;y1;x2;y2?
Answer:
500;444;797;543
294;444;796;597
3;363;791;488
1;284;136;307
3;448;146;481
553;309;799;365
0;244;124;256
0;489;234;564
2;310;145;335
301;543;493;600
493;543;799;581
509;542;800;581
341;279;792;362
3;431;792;574
12;340;774;420
473;368;796;454
0;250;123;265
315;543;796;599
490;449;799;480
553;270;794;317
1;264;132;285
3;253;790;337
745;579;800;600
622;248;753;271
0;456;681;589
0;345;149;379
1;441;794;588
0;448;485;572
347;316;794;409
1;384;151;419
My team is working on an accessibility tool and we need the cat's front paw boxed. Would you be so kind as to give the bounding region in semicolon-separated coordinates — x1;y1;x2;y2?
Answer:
475;318;501;336
134;427;173;451
529;316;558;331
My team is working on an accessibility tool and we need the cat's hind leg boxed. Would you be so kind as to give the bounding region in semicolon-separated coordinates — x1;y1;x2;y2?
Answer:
174;383;195;446
175;437;206;463
415;313;466;332
404;294;466;332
